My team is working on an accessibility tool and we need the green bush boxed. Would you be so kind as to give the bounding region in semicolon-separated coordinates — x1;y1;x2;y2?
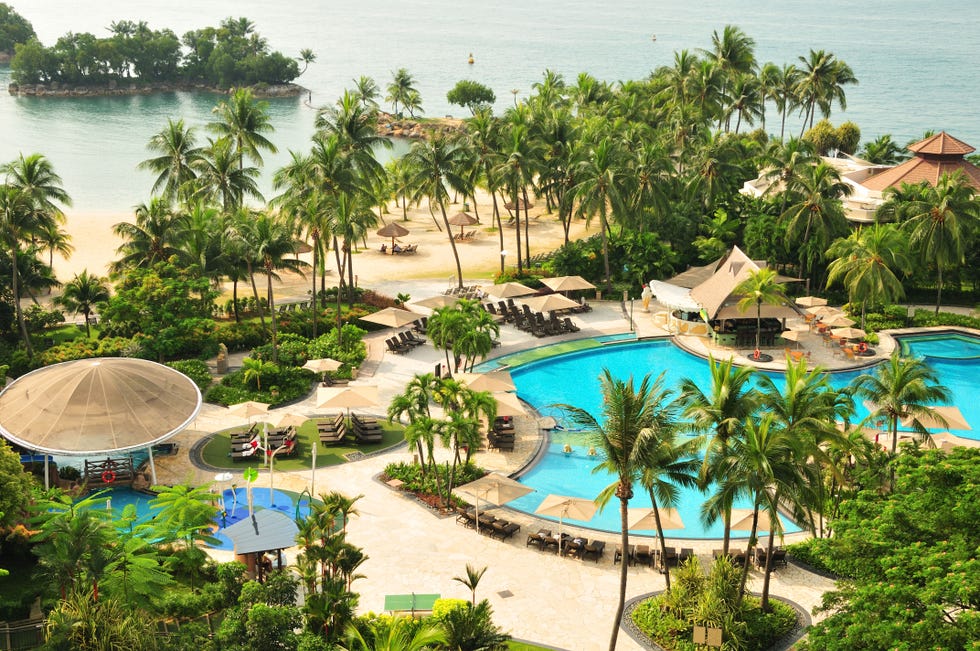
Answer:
37;336;137;365
307;324;368;368
786;538;850;577
431;598;469;620
253;333;310;368
911;309;980;330
167;359;214;392
205;366;313;407
383;461;486;506
216;321;267;352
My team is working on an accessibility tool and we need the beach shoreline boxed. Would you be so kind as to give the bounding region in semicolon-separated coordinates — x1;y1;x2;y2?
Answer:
51;189;594;301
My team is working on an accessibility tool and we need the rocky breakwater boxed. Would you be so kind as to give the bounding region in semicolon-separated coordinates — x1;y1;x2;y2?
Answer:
8;80;305;98
375;111;465;140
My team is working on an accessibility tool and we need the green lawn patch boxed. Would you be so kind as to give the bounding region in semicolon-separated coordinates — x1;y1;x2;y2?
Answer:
200;418;404;470
507;642;556;651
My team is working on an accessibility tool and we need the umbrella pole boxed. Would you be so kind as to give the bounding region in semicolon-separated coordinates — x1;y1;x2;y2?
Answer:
311;437;317;496
43;455;49;490
475;495;480;534
558;513;564;555
148;446;157;485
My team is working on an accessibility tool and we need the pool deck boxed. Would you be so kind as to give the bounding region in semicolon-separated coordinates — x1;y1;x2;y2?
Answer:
145;286;973;650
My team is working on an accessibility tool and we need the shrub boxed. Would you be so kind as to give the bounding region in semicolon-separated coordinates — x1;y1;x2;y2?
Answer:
204;366;312;407
58;465;81;481
431;598;469;620
307;324;367;368
216;321;267;352
37;336;136;365
786;538;849;577
253;332;310;368
167;359;213;391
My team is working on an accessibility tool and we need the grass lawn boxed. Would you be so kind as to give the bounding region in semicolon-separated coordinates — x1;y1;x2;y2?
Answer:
507;642;557;651
43;323;102;345
201;417;405;470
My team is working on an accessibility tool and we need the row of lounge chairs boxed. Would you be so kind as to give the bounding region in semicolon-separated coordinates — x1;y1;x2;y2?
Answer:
487;416;514;452
452;230;478;241
318;414;346;444
444;285;484;299
317;413;384;445
385;330;426;354
230;425;297;460
614;544;694;570
486;303;581;338
455;507;522;541
525;530;606;562
379;243;418;254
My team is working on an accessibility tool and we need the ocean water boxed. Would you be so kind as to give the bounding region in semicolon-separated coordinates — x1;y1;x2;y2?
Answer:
1;0;978;214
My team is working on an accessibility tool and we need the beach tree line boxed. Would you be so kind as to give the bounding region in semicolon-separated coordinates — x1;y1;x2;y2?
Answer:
0;2;34;56
9;16;302;88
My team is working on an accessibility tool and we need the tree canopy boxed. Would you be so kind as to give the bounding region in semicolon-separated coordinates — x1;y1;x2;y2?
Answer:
0;3;34;54
446;80;496;115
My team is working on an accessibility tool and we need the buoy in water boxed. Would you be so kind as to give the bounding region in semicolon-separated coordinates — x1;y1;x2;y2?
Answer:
651;34;657;42
468;52;474;64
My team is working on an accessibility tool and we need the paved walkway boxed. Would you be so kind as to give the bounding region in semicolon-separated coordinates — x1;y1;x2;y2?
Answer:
148;288;900;650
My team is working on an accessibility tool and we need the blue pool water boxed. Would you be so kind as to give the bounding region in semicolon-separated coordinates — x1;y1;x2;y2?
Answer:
503;333;980;537
85;486;315;550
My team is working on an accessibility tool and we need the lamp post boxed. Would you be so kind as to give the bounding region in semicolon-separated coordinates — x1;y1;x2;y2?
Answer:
500;249;508;274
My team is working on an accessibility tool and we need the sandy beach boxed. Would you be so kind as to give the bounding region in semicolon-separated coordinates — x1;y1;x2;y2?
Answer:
50;190;595;300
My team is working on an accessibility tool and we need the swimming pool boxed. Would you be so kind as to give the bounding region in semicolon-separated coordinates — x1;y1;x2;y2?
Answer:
82;486;316;550
500;332;979;537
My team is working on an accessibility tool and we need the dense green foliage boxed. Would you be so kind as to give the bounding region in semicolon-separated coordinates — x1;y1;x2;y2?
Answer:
0;3;34;54
446;80;496;114
166;358;214;391
632;557;797;651
10;17;300;87
205;363;312;406
799;448;980;650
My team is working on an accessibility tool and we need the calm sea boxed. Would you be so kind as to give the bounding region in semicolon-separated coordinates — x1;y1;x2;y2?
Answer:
1;0;978;214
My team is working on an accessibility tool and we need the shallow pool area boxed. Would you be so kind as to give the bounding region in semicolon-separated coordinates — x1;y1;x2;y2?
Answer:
83;486;315;550
501;331;979;537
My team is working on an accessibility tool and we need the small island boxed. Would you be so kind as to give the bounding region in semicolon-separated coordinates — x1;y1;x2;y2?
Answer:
6;16;309;98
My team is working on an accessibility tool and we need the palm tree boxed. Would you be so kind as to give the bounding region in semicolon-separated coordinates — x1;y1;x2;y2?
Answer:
556;370;677;651
351;75;381;108
796;49;857;135
55;270;110;337
452;563;487;606
387;373;441;470
637;425;700;590
3;152;72;216
403;137;469;288
763;63;800;140
111;198;189;272
297;48;316;75
493;123;541;272
574;137;626;291
330;189;377;307
735;267;788;356
678;356;759;553
760;138;816;214
35;218;74;271
897;172;979;312
385;68;417;117
315;89;391;178
210;87;278;172
859;134;907;165
781;161;852;281
0;185;51;358
854;351;951;454
826;224;911;328
192;136;263;211
138;118;202;200
439;600;511;651
341;616;446;651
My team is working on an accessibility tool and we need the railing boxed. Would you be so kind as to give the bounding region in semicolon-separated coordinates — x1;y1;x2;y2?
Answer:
84;458;135;486
0;619;44;650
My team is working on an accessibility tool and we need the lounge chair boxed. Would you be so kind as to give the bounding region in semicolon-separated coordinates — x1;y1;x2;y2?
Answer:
659;546;679;571
490;520;521;540
562;317;580;333
563;537;587;558
582;540;606;563
405;330;427;345
634;545;654;567
526;529;551;548
398;331;423;348
456;507;477;528
679;548;695;564
614;544;635;566
542;532;568;554
386;337;410;354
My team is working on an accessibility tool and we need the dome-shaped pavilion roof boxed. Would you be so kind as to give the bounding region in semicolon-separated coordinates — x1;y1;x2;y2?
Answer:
0;358;201;456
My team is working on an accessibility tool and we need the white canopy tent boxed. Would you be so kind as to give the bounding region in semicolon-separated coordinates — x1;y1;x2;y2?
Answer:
649;280;702;332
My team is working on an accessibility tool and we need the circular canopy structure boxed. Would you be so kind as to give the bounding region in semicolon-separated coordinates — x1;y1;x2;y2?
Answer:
0;358;202;456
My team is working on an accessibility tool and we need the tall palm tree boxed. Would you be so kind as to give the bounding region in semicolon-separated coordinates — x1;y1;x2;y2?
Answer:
735;267;788;355
854;351;951;454
493;123;540;272
556;370;677;651
192;136;263;211
387;373;441;470
297;48;316;76
403;137;469;288
351;75;380;108
574;137;626;291
760;137;816;213
3;153;72;216
111;197;189;272
210;87;278;172
897;172;979;312
637;426;700;591
826;224;911;328
329;189;377;306
678;356;759;552
138;118;202;200
796;49;857;135
452;563;487;606
55;270;110;338
765;63;801;140
36;217;74;271
385;68;417;117
781;161;852;281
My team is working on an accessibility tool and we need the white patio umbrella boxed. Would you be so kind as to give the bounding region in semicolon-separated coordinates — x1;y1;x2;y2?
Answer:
360;307;419;328
457;370;516;393
492;392;527;417
535;494;598;553
521;293;580;315
483;282;535;299
316;386;379;419
271;412;309;429
781;330;805;342
410;295;460;310
729;508;780;533
806;305;842;318
901;405;970;431
830;327;866;340
456;473;533;533
303;358;343;374
627;507;685;532
227;401;271;420
824;314;856;328
795;296;828;308
541;276;596;293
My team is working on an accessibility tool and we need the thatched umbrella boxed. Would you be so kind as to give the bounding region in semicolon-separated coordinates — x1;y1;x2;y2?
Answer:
376;222;410;249
447;211;478;237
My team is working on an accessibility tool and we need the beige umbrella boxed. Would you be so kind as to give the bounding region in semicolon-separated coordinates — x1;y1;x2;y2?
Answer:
456;472;533;533
303;358;343;374
292;241;313;255
795;296;828;308
824;314;856;328
541;275;596;293
360;307;418;328
457;370;516;393
806;305;841;317
729;508;781;533
831;327;866;340
492;392;527;417
503;199;533;211
271;412;310;429
521;294;580;314
930;432;976;451
411;295;460;310
535;494;597;552
317;385;379;421
447;211;478;237
376;222;410;248
627;507;685;532
228;401;271;420
902;406;971;431
483;282;536;299
781;330;805;342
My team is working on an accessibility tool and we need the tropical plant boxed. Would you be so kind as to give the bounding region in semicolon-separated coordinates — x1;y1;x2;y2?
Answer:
386;68;418;117
210;87;278;172
734;267;788;355
452;563;487;606
780;160;852;281
853;351;951;454
111;197;189;272
573;136;626;290
54;270;110;337
138;118;202;200
555;370;678;651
